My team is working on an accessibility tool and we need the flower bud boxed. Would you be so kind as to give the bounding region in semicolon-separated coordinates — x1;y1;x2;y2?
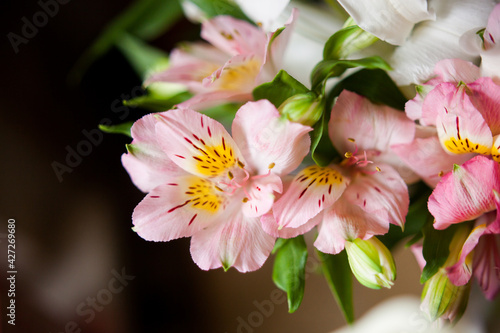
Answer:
334;17;379;59
278;92;324;126
420;270;471;324
420;224;472;324
345;237;396;289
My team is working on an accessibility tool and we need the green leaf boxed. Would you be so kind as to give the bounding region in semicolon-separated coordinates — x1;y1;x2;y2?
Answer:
115;33;169;79
328;68;407;110
187;0;251;21
378;185;433;250
69;0;183;84
124;91;192;112
272;236;308;313
311;56;392;91
99;122;134;137
253;70;309;108
317;250;354;324
420;223;461;284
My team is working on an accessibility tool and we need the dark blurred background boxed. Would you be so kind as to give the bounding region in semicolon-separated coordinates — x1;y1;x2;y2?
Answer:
0;1;426;332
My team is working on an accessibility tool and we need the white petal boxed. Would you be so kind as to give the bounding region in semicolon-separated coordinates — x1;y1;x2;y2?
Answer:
235;0;290;30
389;0;496;85
338;0;434;45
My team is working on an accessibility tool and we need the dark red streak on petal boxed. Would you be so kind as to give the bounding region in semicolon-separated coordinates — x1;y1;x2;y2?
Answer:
168;200;191;213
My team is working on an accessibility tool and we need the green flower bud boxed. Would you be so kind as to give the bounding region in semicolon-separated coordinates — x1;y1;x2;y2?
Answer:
278;92;324;126
420;270;471;324
345;237;396;289
420;225;472;324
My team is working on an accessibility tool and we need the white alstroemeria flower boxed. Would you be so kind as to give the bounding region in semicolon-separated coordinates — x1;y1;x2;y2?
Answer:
339;0;497;86
234;0;290;30
337;0;435;45
391;0;497;85
235;0;346;86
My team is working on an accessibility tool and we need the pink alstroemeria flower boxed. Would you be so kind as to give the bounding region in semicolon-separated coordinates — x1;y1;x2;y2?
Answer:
393;58;500;187
262;91;412;253
145;11;296;109
122;100;312;272
428;155;500;299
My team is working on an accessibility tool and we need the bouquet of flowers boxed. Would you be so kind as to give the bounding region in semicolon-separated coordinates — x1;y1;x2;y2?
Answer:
82;0;500;329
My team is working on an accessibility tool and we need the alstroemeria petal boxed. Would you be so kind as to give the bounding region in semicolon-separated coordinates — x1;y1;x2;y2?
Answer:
132;176;225;242
481;46;500;83
271;165;348;229
262;8;297;81
176;90;252;110
241;173;282;218
447;222;487;287
492;135;500;163
203;54;263;92
201;15;267;58
232;99;312;176
121;152;183;194
121;114;185;192
261;211;320;239
484;3;500;49
429;155;500;229
389;0;495;85
190;210;275;272
337;0;434;45
428;58;480;85
392;135;473;188
144;44;224;91
468;77;500;136
435;85;493;156
344;164;409;228
235;0;290;30
329;90;415;158
420;82;457;126
155;108;245;178
314;197;387;255
473;233;500;299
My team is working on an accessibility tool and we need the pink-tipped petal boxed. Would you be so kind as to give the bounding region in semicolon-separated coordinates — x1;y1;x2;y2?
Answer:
447;223;487;286
241;173;282;218
132;176;225;242
314;198;386;255
176;90;252;110
484;4;500;49
468;77;500;136
201;15;267;58
329;90;415;157
473;233;500;299
232;100;312;176
431;58;480;85
144;45;224;91
345;164;409;229
271;165;348;229
434;85;493;155
190;210;275;272
392;135;473;188
261;211;320;239
429;155;500;229
411;243;426;272
122;113;184;192
155;108;245;178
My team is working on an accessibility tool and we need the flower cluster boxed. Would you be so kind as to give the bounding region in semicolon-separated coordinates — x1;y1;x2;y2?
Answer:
108;0;500;327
